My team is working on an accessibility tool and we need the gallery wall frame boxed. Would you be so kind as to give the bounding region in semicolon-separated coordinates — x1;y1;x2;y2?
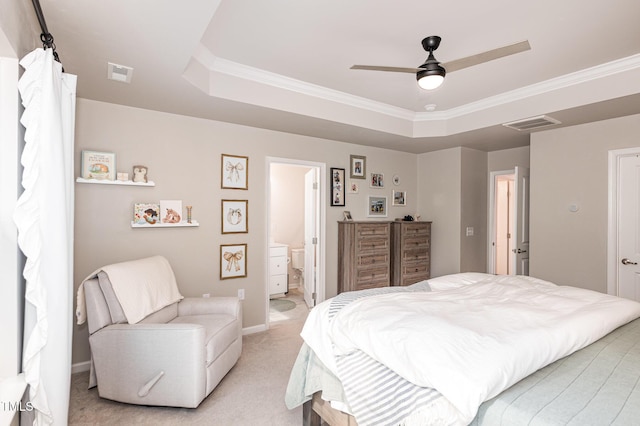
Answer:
222;199;248;233
392;190;407;206
220;243;247;279
221;154;248;189
367;196;387;217
349;154;366;179
370;172;384;188
330;167;345;206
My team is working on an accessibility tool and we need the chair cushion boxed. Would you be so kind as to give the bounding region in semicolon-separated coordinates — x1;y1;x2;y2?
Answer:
170;314;238;365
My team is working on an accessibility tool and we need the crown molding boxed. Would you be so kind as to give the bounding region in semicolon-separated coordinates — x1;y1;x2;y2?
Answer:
192;45;640;128
415;53;640;122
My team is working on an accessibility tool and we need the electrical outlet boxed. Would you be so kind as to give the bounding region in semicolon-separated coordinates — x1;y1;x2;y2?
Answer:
238;289;245;300
202;293;210;298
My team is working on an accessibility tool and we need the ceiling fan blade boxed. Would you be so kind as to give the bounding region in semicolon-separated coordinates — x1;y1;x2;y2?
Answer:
350;65;420;74
441;40;530;73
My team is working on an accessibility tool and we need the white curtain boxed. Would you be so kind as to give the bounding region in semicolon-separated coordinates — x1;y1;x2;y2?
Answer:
15;48;76;425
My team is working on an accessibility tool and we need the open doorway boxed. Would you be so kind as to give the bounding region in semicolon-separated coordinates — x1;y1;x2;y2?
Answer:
266;158;325;326
492;172;515;274
488;167;530;275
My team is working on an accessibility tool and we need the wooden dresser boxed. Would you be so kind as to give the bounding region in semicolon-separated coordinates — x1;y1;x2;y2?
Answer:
338;221;392;293
391;221;432;286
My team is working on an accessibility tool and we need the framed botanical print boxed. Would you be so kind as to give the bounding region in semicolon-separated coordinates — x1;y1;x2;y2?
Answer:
350;155;366;179
330;167;345;206
222;199;248;233
221;154;248;189
367;196;387;217
220;243;247;279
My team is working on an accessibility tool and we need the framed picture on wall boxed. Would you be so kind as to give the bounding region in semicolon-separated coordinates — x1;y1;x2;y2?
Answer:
221;154;248;189
350;155;366;179
222;199;248;233
220;243;247;279
348;180;359;194
367;196;387;217
370;172;384;188
392;190;407;206
330;167;345;206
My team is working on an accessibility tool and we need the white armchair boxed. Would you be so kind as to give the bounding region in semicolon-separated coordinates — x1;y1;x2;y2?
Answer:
80;256;242;408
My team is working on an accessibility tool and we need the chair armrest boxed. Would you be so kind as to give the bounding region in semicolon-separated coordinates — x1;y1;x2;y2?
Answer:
91;323;207;365
178;296;241;318
89;323;207;407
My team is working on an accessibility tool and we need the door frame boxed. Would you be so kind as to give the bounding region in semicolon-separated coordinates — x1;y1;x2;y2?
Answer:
265;157;326;327
607;147;640;296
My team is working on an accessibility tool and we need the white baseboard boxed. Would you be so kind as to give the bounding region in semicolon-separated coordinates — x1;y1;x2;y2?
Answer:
242;324;267;335
71;360;91;374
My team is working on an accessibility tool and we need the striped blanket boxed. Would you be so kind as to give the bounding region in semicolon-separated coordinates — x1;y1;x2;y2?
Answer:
328;285;456;426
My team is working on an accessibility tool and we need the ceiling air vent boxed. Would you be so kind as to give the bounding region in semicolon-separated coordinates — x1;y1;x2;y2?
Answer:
107;62;133;83
502;115;561;131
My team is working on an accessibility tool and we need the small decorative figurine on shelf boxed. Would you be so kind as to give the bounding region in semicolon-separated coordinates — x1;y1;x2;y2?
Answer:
186;206;193;224
132;165;148;183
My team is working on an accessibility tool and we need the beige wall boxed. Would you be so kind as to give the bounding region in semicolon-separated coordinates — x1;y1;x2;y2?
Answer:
460;147;488;272
418;146;530;277
530;113;640;293
417;148;462;277
72;98;418;364
488;146;530;172
0;0;39;57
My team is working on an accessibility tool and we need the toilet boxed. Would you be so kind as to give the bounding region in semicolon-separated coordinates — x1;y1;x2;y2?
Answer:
291;248;305;282
291;248;304;272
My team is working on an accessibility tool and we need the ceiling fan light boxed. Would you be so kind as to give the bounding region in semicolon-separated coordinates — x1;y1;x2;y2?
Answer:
417;70;444;90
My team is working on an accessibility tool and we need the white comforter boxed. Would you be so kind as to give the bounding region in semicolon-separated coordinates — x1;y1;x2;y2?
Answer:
304;273;640;425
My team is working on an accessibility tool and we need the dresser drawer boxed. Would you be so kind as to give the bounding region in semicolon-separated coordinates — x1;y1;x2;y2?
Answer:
402;249;429;263
402;224;430;238
270;245;288;257
357;252;389;267
269;274;287;294
357;237;389;252
402;262;429;277
356;266;389;286
402;236;429;250
269;255;287;274
356;223;389;238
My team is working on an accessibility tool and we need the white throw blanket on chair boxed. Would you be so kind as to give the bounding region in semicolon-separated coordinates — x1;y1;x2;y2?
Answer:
76;255;184;324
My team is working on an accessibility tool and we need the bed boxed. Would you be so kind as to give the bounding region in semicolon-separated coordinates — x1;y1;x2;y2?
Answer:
285;273;640;426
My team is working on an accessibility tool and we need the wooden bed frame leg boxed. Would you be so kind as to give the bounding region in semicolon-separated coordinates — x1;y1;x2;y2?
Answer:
303;399;322;426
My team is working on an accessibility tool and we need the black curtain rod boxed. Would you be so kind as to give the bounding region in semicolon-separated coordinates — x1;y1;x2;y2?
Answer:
31;0;63;68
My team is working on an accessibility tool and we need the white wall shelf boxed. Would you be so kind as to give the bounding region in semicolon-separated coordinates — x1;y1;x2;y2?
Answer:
131;220;199;228
76;177;155;187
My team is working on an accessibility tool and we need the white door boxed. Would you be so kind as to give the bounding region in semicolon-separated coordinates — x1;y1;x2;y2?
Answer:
304;169;318;308
512;166;530;275
617;154;640;301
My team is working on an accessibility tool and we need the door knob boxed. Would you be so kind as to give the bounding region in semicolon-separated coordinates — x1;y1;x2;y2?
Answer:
622;258;638;265
512;248;528;254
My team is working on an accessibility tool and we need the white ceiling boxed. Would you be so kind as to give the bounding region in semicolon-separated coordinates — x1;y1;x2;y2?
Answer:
40;0;640;153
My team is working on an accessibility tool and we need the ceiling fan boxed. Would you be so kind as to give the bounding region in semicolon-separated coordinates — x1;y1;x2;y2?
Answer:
351;36;531;90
